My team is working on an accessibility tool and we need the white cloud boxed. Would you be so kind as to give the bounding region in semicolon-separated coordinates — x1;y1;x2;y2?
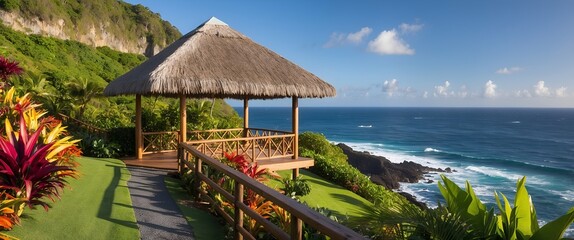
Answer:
434;81;451;97
383;79;399;96
368;29;415;55
484;80;497;98
496;67;522;74
347;27;373;43
514;89;532;98
533;81;550;97
324;27;372;48
423;91;429;98
399;23;424;33
556;87;567;97
458;85;469;98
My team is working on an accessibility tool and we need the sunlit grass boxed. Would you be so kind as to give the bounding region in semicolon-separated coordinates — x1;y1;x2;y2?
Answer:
9;157;140;240
267;169;373;219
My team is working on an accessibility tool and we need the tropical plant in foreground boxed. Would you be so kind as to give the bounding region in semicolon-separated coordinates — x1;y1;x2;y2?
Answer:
0;110;76;210
0;56;79;216
362;175;574;239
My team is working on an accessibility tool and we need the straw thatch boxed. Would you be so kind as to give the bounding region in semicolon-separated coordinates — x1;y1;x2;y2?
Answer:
103;17;335;99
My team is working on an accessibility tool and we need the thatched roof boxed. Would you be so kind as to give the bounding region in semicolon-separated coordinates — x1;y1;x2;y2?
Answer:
104;17;335;99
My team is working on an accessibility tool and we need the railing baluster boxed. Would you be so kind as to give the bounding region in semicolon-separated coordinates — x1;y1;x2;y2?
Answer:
234;182;244;240
194;156;202;201
290;215;302;240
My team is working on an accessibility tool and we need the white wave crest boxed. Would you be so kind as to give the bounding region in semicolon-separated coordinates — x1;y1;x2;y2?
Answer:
338;141;451;169
358;125;372;128
465;166;523;182
511;121;521;124
424;147;441;153
548;190;574;202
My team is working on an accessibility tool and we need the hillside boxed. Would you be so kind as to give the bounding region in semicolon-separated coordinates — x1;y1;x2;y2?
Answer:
0;0;181;56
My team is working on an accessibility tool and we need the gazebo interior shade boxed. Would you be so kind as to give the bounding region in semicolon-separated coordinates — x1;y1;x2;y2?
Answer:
103;17;336;100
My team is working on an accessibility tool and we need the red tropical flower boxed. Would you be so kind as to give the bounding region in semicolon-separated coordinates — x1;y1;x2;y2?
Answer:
0;56;23;82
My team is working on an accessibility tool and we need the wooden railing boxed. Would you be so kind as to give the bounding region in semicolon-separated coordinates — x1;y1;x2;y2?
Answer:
178;143;366;240
187;128;295;162
188;128;244;141
142;131;179;153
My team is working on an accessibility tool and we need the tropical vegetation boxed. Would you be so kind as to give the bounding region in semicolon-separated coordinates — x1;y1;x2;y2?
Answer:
0;56;80;237
0;23;241;158
0;0;181;56
359;175;574;239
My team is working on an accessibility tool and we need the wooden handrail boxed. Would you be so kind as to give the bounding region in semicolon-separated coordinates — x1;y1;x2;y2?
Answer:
142;131;179;135
246;128;293;135
179;143;366;240
188;128;244;134
186;134;295;144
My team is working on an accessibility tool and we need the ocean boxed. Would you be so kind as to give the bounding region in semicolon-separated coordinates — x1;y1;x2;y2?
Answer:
236;107;574;236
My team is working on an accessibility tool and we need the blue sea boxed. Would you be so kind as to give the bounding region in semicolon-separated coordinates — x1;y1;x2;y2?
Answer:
236;107;574;236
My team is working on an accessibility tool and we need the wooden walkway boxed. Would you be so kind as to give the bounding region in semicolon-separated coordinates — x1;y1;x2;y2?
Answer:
122;151;178;170
121;150;314;172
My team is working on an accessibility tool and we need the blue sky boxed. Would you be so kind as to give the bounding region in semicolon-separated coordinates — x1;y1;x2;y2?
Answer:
125;0;574;107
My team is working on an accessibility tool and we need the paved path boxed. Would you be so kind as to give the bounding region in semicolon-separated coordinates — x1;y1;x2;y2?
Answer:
127;166;195;240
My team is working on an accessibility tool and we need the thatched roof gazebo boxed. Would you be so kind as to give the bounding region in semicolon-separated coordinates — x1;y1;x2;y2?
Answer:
104;17;335;170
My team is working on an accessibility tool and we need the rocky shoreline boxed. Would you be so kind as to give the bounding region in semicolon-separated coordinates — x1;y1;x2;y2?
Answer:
337;143;453;208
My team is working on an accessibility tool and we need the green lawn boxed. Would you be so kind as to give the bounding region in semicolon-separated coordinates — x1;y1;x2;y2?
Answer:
267;169;373;219
164;177;226;240
9;157;140;240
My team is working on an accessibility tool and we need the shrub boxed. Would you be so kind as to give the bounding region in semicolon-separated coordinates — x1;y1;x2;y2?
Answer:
280;176;311;198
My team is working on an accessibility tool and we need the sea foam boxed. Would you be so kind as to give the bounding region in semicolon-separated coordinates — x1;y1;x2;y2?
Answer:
424;147;441;153
465;166;524;182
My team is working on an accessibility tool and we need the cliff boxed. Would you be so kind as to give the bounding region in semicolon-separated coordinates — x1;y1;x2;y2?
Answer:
0;0;181;57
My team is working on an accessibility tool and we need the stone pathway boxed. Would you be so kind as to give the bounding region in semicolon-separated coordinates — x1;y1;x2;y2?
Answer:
127;166;194;240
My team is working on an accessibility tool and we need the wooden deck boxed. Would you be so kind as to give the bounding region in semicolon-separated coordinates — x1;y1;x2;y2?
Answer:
122;151;178;170
121;150;313;172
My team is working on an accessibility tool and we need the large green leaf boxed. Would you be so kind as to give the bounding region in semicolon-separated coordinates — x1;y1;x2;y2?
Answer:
530;207;574;240
514;177;539;237
439;175;472;215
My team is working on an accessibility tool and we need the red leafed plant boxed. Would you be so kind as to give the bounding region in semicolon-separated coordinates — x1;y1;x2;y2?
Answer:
0;56;22;89
0;112;75;210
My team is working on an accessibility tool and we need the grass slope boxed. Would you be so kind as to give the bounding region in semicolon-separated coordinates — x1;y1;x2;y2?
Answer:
267;169;373;219
9;157;140;240
164;177;226;240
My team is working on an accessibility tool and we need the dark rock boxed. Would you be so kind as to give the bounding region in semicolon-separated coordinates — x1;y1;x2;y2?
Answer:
337;143;445;190
398;192;427;209
445;167;452;173
426;179;434;184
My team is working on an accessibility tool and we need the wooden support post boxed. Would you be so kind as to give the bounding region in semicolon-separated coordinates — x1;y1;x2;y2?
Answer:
234;182;244;240
180;95;187;143
292;97;299;159
292;97;299;179
243;97;249;137
135;94;143;160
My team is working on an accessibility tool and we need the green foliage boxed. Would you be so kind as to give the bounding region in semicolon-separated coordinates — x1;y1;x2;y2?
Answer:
438;175;498;237
187;99;242;130
397;175;574;240
303;207;350;240
0;0;19;11
280;176;311;198
1;0;181;54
